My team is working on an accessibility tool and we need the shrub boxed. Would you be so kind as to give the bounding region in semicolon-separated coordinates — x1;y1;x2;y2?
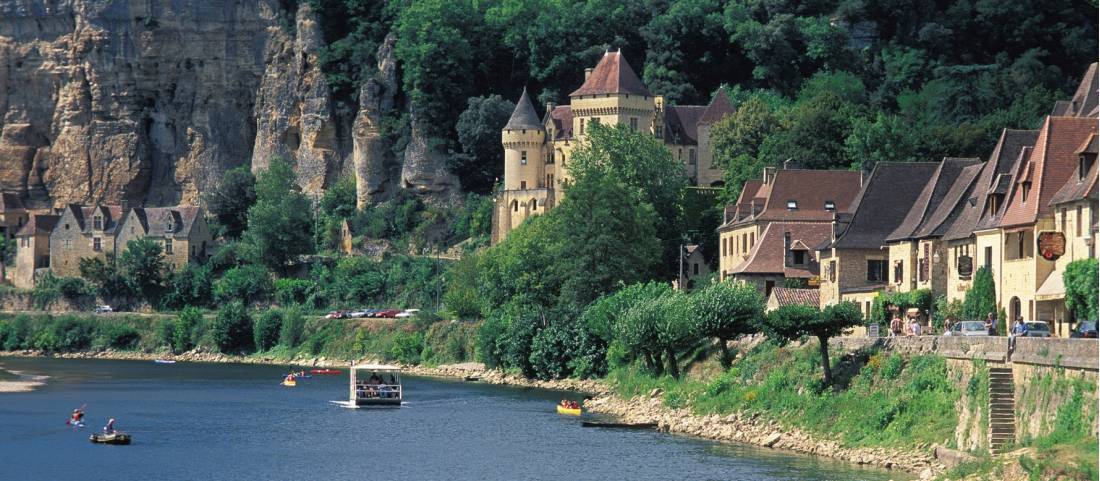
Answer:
92;323;140;351
214;265;273;305
162;263;214;309
253;309;283;352
274;279;313;306
391;331;423;364
1;315;30;350
278;307;306;348
51;316;95;352
211;301;254;353
963;267;997;321
1064;259;1099;321
174;307;203;353
529;322;574;380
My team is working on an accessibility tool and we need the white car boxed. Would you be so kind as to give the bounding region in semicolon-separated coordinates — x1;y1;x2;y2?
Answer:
395;309;420;319
944;321;990;337
94;305;113;313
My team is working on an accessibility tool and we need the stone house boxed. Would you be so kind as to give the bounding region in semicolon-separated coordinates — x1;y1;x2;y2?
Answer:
49;204;124;278
492;51;735;244
675;244;710;291
885;158;983;298
765;287;820;312
12;214;58;288
718;166;862;293
817;162;939;320
0;192;29;241
115;206;213;268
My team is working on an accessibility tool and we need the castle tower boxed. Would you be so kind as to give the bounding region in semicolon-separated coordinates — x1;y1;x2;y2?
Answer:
502;88;545;191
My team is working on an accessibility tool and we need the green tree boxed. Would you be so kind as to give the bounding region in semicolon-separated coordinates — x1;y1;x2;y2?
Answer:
278;306;306;348
762;302;862;386
252;309;283;352
651;292;697;378
242;157;315;273
205;166;256;239
162;263;214;309
454;95;514;193
1064;259;1099;321
173;306;202;354
79;256;133;301
211;301;253;353
963;267;998;321
214;265;274;305
712;94;782;202
119;238;169;305
691;281;763;367
319;176;358;221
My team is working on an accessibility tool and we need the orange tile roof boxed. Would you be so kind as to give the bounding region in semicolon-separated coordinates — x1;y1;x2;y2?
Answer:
569;51;652;97
732;222;832;278
999;116;1098;228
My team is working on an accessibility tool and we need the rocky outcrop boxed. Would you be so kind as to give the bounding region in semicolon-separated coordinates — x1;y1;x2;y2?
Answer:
0;0;460;210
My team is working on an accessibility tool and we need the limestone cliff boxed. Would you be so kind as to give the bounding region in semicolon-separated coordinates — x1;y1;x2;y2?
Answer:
0;0;459;210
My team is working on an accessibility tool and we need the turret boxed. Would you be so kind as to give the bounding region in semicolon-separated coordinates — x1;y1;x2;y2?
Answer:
502;88;545;191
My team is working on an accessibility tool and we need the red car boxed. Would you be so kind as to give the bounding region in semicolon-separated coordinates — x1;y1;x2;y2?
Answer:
324;311;347;319
376;309;401;318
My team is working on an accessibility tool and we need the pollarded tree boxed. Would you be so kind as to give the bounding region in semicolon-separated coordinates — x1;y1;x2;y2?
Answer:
691;281;764;368
652;292;698;379
1064;259;1099;322
963;267;997;321
761;301;862;386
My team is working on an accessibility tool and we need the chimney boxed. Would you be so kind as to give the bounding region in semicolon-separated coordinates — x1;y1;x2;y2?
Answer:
584;68;593;80
782;158;798;170
763;167;777;185
545;101;556;115
832;212;853;242
783;231;792;267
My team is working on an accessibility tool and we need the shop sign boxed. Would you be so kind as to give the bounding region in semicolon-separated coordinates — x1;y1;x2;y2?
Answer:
1037;231;1066;261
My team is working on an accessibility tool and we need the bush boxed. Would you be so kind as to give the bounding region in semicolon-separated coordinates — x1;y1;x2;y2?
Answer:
253;310;283;352
214;265;273;305
1;315;31;350
174;307;203;353
162;263;214;309
211;301;254;353
529;322;573;380
31;275;91;310
278;307;306;348
391;331;423;364
274;279;313;306
92;323;140;351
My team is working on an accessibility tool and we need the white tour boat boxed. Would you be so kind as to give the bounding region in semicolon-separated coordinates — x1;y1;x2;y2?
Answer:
330;363;404;408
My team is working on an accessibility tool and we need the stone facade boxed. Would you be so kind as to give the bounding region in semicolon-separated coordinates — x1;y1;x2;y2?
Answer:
114;206;213;268
12;214;58;288
49;205;124;278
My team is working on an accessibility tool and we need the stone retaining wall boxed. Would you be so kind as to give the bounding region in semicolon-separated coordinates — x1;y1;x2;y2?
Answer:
834;335;1097;371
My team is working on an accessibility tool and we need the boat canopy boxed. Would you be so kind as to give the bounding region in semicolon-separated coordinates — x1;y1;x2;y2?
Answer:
350;363;401;372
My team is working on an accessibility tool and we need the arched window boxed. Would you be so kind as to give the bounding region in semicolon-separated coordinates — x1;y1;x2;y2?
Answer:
512;200;518;212
530;199;537;211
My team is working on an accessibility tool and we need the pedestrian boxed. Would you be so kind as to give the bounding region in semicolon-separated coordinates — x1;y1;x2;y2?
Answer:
943;315;954;334
985;312;996;336
910;318;922;337
890;314;903;337
1010;317;1028;350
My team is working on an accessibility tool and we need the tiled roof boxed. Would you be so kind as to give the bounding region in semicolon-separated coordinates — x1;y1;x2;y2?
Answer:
569;51;652;97
831;162;940;250
0;192;24;211
756;170;862;222
1067;62;1098;118
127;206;203;237
547;106;573;140
732;222;832;278
944;129;1039;241
665;105;706;145
1049;136;1098;206
768;287;821;309
887;157;982;242
999;116;1098;228
504;88;543;131
14;214;59;237
69;204;124;233
699;89;734;125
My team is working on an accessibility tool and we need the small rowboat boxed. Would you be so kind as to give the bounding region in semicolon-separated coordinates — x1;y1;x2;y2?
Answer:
581;421;657;430
556;405;581;416
154;359;176;364
282;379;297;387
90;432;131;445
310;369;341;375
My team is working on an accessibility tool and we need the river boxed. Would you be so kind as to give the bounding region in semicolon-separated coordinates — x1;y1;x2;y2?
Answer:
0;357;906;481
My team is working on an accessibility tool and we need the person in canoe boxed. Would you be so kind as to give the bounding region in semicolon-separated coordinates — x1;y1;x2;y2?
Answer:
284;374;296;384
103;418;117;434
560;400;579;410
67;406;86;427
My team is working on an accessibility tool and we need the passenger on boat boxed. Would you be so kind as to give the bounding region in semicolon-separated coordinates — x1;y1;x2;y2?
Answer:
103;418;116;434
69;408;85;425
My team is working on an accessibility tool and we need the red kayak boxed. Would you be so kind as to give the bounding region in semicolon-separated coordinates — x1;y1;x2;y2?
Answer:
310;369;341;375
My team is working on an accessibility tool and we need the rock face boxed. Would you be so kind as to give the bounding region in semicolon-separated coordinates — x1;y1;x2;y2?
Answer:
0;0;460;209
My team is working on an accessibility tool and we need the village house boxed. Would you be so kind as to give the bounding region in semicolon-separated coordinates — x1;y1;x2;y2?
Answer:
12;214;58;288
115;206;213;268
817;162;939;319
765;287;820;312
884;157;983;298
675;244;710;291
49;204;124;278
0;192;29;241
492;51;735;243
718;166;862;296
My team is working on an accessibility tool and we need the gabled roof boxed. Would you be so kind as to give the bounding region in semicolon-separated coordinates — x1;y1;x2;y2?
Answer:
699;89;734;125
125;206;203;237
732;222;831;278
14;214;59;237
944;129;1039;241
830;162;940;250
0;192;25;212
756;170;862;223
768;287;821;309
999;116;1098;228
886;158;982;242
1049;135;1098;206
64;204;124;233
1067;62;1098;118
504;88;544;131
915;162;984;238
546;105;573;141
665;106;706;145
569;51;652;97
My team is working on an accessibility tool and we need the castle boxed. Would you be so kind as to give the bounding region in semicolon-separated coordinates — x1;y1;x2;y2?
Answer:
491;51;734;244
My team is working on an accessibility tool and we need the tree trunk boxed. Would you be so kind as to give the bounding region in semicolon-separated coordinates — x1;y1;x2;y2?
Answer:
718;336;731;368
665;347;680;379
818;335;832;386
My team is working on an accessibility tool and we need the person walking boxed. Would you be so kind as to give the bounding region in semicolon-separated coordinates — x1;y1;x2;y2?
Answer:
985;312;996;336
890;314;903;337
1010;317;1028;350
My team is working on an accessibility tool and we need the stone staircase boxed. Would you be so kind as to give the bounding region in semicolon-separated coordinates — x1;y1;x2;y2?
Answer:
988;366;1016;453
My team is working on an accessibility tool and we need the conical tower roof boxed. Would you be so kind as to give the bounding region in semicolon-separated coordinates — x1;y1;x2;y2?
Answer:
569;51;652;97
504;88;544;131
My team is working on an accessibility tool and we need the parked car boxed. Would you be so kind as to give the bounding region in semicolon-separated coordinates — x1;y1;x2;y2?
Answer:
1070;321;1098;339
395;309;420;319
324;311;347;320
376;309;401;318
943;321;990;337
347;310;369;319
1022;321;1051;337
94;305;113;314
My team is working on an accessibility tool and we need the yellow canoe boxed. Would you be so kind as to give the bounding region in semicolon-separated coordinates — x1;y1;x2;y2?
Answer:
282;379;297;387
557;405;581;416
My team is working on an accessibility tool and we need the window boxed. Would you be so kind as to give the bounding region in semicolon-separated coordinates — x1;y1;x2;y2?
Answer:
722;238;727;257
786;200;798;210
741;234;747;254
749;233;754;248
1021;182;1031;203
828;260;837;282
191;245;195;256
630;117;638;131
93;215;103;230
867;259;886;282
984;246;993;269
165;219;173;232
1077;206;1083;237
792;250;806;265
520;151;528;165
165;239;173;255
520;181;527;190
20;237;28;248
1061;208;1068;233
579;118;585;135
824;201;836;211
64;223;70;230
93;237;101;252
894;260;903;284
530;199;537;211
688;149;696;165
512;200;518;212
693;263;699;275
63;239;72;250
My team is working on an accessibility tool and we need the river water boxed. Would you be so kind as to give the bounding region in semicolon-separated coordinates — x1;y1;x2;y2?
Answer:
0;357;905;481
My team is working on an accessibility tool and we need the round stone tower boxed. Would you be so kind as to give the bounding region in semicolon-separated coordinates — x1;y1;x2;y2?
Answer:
502;88;545;191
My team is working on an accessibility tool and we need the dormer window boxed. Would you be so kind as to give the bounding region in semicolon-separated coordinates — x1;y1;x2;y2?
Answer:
824;201;836;211
792;250;806;265
1021;182;1031;203
786;200;798;211
93;215;103;230
165;218;174;232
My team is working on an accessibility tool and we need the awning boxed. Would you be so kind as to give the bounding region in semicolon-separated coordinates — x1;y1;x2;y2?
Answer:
1035;267;1065;301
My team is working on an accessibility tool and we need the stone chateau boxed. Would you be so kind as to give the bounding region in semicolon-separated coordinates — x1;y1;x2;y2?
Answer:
721;63;1098;338
492;51;734;244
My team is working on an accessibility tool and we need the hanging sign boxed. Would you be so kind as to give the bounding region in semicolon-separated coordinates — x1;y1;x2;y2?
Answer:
1036;231;1066;261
